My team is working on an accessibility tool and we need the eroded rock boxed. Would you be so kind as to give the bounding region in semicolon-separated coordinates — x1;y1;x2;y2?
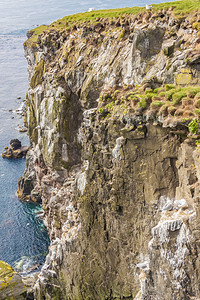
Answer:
2;139;29;159
0;260;27;299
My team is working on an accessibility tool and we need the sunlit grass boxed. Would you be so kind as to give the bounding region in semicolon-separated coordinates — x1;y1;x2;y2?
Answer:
25;0;200;46
52;0;200;27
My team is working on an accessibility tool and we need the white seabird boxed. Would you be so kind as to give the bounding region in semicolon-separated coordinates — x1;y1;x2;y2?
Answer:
146;4;153;9
88;8;95;12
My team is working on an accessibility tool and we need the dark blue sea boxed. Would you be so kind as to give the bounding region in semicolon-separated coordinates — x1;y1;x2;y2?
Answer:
0;0;176;274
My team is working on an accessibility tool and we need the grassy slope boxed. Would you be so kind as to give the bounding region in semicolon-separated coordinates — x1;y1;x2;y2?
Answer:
26;0;200;45
57;0;200;23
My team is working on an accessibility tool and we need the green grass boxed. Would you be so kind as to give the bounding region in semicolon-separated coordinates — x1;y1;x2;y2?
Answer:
139;99;147;109
53;0;200;25
166;88;176;100
153;88;160;93
172;90;187;105
25;25;48;46
153;0;200;16
195;109;200;116
127;94;136;100
105;101;115;110
145;92;157;100
158;91;166;97
25;0;200;46
192;21;200;31
165;84;175;91
57;7;143;25
187;87;200;97
152;101;164;107
188;118;199;134
98;107;104;114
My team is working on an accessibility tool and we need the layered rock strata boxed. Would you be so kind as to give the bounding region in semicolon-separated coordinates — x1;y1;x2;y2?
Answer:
19;5;200;299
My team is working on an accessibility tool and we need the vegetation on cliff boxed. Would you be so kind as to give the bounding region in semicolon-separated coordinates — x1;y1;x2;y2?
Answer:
20;0;200;299
25;0;200;47
23;0;200;170
98;84;200;121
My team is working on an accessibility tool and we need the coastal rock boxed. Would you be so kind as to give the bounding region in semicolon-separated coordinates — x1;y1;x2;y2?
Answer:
2;139;29;159
0;260;27;299
18;149;43;202
10;139;21;150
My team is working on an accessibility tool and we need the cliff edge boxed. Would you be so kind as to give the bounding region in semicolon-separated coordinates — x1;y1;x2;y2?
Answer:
19;1;200;299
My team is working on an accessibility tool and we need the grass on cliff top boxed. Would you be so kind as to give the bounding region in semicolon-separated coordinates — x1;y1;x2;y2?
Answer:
153;0;200;15
57;6;143;24
50;0;200;29
27;25;48;44
57;0;200;23
26;0;200;46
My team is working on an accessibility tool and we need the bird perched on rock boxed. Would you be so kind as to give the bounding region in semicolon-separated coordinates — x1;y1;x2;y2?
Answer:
146;4;153;9
88;7;95;12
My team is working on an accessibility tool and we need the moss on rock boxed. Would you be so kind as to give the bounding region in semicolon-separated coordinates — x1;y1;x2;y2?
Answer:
0;261;27;299
30;59;45;89
175;69;193;85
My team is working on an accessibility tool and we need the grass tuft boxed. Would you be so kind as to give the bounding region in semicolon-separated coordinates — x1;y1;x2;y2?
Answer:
139;99;147;109
172;90;187;105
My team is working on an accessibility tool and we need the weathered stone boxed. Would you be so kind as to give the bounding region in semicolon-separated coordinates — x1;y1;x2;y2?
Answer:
0;260;27;299
10;139;21;150
2;139;28;159
162;40;175;56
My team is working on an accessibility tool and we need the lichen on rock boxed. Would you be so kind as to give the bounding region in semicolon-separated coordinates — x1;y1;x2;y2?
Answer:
0;260;27;299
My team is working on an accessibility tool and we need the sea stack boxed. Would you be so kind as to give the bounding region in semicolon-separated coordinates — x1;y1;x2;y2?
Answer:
2;139;29;159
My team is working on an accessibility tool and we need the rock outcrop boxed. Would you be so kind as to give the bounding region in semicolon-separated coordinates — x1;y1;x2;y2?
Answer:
0;260;27;299
2;139;29;159
18;3;200;299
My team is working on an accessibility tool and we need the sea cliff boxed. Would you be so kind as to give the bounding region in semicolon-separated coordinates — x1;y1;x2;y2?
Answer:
18;1;200;298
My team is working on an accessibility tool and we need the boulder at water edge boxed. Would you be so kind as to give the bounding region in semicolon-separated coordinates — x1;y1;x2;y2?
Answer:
2;139;29;159
0;260;27;299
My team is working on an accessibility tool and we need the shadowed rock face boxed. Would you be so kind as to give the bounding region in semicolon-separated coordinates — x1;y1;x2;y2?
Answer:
132;27;165;60
0;260;27;299
10;139;22;150
17;7;200;300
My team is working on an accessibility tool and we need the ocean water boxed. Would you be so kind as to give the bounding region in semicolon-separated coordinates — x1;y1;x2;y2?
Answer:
0;0;176;274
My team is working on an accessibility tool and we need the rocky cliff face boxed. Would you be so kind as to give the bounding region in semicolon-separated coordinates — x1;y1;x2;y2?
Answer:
19;5;200;299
